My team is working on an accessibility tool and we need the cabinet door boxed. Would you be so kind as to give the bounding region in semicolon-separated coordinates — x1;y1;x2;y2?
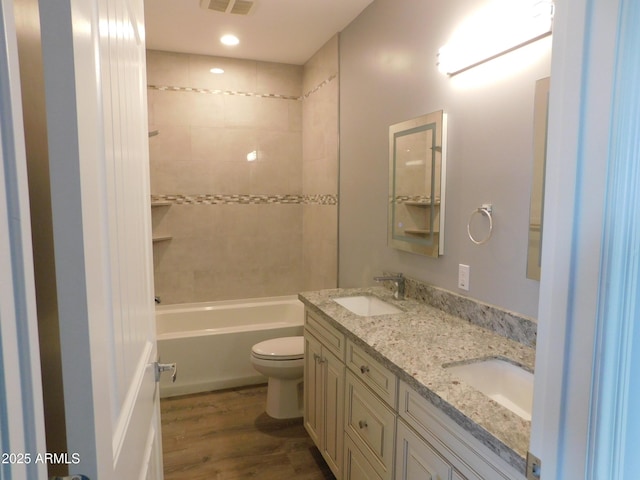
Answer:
344;434;384;480
396;420;452;480
304;332;323;445
322;347;345;478
452;470;467;480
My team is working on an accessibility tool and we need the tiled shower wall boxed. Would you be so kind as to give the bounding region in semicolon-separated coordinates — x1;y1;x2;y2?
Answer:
147;40;338;304
302;36;339;291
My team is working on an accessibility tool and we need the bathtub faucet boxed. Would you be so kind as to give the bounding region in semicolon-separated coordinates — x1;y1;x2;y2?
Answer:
155;296;161;304
373;273;405;300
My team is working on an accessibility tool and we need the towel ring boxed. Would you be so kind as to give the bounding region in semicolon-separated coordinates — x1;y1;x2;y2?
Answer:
467;204;493;245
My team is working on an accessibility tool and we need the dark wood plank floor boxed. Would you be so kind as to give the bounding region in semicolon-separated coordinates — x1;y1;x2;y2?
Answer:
161;384;335;480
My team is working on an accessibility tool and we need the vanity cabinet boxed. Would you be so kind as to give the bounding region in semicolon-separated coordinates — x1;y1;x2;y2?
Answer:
395;419;452;480
304;310;346;479
344;432;384;480
344;370;396;480
397;381;522;480
303;309;524;480
343;339;398;480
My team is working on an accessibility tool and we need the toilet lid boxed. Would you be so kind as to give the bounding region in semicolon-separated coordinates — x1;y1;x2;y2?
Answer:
252;336;304;360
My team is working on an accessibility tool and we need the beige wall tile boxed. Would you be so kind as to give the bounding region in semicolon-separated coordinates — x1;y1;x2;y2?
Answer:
186;93;225;127
188;54;257;92
148;49;334;305
146;50;189;86
152;90;193;126
256;61;303;97
289;100;303;132
303;35;339;94
153;269;195;305
300;39;339;291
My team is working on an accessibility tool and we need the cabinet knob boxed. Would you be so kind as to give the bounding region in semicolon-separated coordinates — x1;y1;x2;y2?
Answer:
358;420;368;429
360;365;370;374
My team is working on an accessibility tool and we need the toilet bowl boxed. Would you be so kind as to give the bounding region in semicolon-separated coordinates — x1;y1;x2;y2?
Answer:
250;336;304;419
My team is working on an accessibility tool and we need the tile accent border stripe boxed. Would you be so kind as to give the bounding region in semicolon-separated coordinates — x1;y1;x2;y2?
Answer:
148;84;301;101
303;73;337;99
148;73;338;102
151;193;337;205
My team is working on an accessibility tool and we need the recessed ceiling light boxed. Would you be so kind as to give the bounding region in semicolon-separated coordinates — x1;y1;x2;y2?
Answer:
210;68;225;74
220;34;239;46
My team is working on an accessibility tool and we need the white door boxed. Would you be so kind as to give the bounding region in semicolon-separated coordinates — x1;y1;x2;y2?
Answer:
38;0;162;478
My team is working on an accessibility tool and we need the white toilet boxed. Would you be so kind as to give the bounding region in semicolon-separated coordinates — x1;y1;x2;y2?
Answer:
250;336;305;419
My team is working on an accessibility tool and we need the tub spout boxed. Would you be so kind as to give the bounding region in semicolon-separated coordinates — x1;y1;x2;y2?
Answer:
373;273;405;300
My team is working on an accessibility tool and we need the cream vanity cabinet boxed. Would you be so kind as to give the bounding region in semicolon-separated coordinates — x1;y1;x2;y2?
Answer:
396;381;523;480
304;309;346;478
343;339;398;480
303;309;524;480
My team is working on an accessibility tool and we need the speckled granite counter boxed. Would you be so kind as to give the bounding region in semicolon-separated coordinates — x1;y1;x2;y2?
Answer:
299;286;535;475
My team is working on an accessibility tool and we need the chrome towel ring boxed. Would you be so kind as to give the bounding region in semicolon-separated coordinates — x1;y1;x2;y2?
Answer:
467;204;493;245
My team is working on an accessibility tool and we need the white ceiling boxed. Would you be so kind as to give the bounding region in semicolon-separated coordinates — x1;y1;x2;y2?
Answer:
143;0;374;65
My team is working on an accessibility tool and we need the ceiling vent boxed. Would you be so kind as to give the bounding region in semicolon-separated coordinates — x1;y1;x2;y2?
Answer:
200;0;256;15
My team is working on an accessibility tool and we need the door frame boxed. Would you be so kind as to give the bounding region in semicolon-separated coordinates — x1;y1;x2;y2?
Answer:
0;0;47;478
530;0;640;478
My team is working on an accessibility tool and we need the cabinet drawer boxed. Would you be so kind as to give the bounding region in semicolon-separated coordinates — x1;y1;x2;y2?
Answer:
346;339;398;408
398;381;521;480
396;419;452;480
345;370;395;480
305;309;345;360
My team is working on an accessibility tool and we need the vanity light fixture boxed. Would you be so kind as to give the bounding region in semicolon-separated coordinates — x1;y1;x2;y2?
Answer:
437;0;554;76
220;34;240;46
210;67;225;74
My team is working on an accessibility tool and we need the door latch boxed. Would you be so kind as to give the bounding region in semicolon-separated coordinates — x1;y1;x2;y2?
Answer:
155;361;177;383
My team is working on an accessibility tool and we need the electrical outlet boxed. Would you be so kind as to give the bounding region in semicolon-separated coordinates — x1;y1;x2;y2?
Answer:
458;264;470;291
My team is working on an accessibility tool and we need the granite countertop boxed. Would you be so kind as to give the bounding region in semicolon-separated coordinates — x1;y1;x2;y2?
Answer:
298;286;535;475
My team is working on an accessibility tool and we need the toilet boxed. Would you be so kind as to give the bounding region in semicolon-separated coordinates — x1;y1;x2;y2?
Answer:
250;336;305;419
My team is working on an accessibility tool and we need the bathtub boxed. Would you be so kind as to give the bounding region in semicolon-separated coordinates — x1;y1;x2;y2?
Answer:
156;295;304;398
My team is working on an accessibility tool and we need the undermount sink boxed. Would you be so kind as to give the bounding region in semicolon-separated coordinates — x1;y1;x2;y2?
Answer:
445;358;533;421
333;295;402;317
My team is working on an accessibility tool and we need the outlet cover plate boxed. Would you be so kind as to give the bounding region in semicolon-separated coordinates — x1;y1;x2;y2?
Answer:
458;264;470;290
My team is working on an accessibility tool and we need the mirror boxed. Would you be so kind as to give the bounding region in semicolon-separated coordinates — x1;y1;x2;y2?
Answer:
526;77;550;280
388;111;447;257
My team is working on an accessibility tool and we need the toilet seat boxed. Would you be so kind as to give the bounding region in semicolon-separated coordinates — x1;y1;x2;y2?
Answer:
251;336;304;361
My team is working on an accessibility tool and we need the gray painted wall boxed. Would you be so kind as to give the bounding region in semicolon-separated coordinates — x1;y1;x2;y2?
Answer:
339;0;551;318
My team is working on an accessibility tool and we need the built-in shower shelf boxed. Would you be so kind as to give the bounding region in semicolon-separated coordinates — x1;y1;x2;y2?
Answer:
404;228;438;237
404;229;430;236
151;200;172;207
152;235;172;243
404;200;440;207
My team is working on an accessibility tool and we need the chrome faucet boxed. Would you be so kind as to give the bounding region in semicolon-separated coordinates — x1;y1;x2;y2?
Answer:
373;273;405;300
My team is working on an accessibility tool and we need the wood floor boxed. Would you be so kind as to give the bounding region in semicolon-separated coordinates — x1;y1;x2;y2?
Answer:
160;384;335;480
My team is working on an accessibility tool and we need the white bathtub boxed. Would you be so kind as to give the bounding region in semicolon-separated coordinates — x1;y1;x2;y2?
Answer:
156;295;304;398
